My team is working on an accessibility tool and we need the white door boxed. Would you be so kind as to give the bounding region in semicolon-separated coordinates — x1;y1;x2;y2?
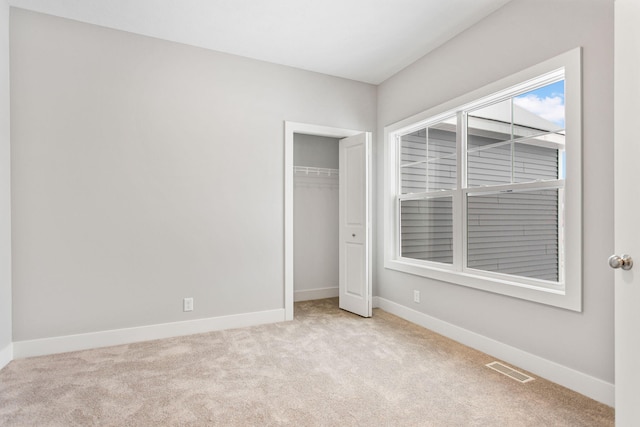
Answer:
338;133;372;317
613;0;640;424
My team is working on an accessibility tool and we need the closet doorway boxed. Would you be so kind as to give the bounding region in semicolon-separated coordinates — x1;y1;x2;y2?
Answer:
293;134;340;304
284;122;372;321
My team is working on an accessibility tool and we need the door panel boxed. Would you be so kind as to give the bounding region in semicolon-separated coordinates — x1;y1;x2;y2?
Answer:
346;243;365;296
614;0;640;423
346;143;365;226
339;133;372;317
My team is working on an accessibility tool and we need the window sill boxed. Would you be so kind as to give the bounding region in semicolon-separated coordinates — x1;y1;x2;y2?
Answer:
384;258;581;312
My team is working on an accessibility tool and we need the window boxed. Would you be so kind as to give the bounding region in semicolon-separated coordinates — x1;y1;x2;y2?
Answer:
384;49;582;311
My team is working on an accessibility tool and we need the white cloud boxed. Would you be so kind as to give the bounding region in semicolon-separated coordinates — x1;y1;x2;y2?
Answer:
513;94;565;127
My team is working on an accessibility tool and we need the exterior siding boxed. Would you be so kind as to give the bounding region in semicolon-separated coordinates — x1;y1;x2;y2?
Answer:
400;124;560;282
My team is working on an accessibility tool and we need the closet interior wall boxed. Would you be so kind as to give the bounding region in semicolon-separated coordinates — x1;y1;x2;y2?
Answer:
293;134;340;301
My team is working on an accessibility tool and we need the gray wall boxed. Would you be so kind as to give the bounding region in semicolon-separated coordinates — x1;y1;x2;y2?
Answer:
10;9;376;341
293;134;339;169
376;0;614;383
0;0;11;354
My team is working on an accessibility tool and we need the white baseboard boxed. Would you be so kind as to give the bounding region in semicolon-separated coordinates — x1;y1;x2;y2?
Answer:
0;342;13;370
373;297;614;407
13;308;286;359
294;287;339;302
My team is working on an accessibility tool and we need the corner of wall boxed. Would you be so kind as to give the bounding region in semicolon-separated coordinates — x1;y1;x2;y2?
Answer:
0;343;13;370
0;0;13;369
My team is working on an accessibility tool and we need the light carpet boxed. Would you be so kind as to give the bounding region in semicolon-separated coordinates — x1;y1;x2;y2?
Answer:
0;298;614;426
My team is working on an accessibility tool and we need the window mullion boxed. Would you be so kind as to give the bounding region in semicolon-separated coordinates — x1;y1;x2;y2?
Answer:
425;128;429;192
510;98;515;184
453;111;466;272
460;111;467;190
394;134;402;260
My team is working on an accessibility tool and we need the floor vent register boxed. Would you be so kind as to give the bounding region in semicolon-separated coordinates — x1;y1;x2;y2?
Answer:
486;361;535;383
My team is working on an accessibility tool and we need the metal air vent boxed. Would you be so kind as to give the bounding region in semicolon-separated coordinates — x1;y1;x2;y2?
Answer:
486;361;535;383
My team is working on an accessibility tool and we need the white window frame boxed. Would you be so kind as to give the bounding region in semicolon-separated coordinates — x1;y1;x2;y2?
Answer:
383;48;582;311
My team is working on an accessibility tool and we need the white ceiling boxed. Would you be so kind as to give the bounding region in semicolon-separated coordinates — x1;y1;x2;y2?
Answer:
8;0;511;84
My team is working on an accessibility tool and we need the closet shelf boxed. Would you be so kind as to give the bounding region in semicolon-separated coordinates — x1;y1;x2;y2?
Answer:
294;166;339;177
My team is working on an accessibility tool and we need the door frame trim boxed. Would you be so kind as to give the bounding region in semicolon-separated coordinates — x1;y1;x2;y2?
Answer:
284;121;367;320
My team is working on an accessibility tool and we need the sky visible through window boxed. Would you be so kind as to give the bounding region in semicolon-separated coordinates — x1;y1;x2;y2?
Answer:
514;80;565;128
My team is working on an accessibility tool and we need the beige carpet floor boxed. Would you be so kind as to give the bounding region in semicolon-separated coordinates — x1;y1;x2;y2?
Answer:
0;298;614;426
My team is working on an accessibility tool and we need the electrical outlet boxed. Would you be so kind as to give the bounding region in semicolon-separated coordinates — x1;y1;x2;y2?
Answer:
183;297;194;312
413;290;420;303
